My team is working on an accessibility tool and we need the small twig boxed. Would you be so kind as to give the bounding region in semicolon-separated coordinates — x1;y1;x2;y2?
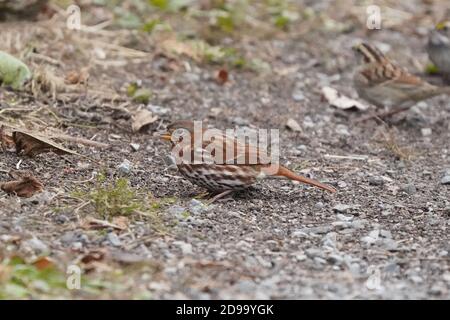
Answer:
50;133;110;149
29;52;62;66
323;154;369;161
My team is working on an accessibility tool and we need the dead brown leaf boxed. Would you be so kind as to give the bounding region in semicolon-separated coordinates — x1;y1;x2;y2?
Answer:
33;256;55;270
65;67;90;85
0;173;44;198
78;249;113;273
131;109;158;132
13;130;77;157
216;69;228;85
112;216;129;230
161;39;200;62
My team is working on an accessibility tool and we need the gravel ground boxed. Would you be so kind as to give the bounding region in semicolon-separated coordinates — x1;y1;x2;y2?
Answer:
0;1;449;299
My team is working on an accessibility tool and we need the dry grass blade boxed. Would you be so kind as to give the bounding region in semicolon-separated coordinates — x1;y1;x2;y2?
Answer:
378;130;417;160
13;131;77;157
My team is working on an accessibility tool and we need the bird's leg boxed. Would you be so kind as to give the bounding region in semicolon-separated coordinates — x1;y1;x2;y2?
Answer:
355;106;410;123
375;106;411;119
206;190;234;204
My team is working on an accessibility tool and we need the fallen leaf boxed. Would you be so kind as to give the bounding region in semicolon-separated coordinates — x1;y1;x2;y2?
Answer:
322;86;369;111
112;216;129;230
33;256;55;270
0;126;15;150
0;174;44;197
65;67;89;85
80;249;106;264
131;109;158;132
13;130;77;157
161;39;200;62
216;69;228;85
78;249;113;273
286;118;302;132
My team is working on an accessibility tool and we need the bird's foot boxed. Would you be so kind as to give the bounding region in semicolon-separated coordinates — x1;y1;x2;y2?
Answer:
206;190;234;205
354;107;410;124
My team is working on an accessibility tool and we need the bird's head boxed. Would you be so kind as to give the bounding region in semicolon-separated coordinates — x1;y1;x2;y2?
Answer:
158;120;203;146
352;42;386;65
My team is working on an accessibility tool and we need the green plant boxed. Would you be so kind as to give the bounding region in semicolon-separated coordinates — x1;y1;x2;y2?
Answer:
73;175;150;218
0;256;67;299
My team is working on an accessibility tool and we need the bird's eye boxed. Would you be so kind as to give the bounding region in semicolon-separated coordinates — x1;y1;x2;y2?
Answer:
173;128;190;140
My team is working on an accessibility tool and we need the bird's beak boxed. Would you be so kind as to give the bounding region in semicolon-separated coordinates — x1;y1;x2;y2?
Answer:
157;131;172;141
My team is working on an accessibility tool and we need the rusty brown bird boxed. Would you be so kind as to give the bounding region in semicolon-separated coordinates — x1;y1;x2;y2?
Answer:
159;120;336;202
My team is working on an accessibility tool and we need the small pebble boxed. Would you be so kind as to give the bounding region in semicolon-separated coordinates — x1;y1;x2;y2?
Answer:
117;159;131;175
402;184;416;194
292;91;305;101
369;176;384;186
440;176;450;185
421;128;432;137
130;143;140;151
333;204;352;213
107;232;122;246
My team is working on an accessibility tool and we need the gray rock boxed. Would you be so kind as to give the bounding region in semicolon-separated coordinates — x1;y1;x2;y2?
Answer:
402;184;416;194
315;201;324;209
304;225;333;235
336;214;353;222
327;254;344;265
428;284;446;296
107;232;122;246
167;205;187;217
369;176;384;186
173;241;193;255
189;199;208;215
333;204;352;213
22;237;49;255
420;128;432;137
380;238;398;251
292;90;305;101
379;229;392;239
335;124;350;136
147;104;170;115
409;275;423;284
130;143;140;151
305;248;324;259
117;159;132;175
440;176;450;185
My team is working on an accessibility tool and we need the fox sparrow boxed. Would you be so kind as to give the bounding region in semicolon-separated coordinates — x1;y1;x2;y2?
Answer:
159;121;336;201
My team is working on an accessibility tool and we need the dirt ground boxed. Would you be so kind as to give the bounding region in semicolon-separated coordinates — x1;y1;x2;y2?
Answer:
0;1;449;299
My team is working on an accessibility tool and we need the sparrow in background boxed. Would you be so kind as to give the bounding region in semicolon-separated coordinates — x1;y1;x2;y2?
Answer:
159;121;336;202
352;42;450;120
427;21;450;82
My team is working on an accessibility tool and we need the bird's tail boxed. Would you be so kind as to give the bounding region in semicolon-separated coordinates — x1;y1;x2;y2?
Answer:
275;166;336;193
